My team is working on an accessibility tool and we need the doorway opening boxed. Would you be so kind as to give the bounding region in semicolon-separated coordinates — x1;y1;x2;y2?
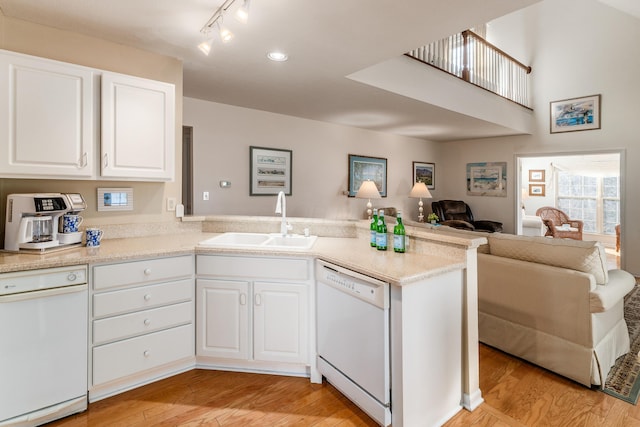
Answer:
182;126;193;216
516;151;623;270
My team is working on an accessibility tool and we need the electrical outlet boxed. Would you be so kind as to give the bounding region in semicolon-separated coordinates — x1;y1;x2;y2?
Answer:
166;197;176;211
203;191;210;201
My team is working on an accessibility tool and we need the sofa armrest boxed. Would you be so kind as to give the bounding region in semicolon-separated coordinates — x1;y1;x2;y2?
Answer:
589;269;635;312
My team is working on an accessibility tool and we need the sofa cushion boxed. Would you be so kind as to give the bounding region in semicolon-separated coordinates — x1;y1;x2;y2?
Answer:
487;233;609;285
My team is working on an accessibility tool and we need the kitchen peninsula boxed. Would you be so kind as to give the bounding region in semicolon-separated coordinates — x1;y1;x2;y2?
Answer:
0;216;485;427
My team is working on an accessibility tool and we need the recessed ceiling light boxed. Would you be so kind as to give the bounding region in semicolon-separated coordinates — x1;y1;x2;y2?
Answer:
267;51;288;62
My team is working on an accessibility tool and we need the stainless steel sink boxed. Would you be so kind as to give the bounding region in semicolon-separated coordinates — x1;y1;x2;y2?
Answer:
198;232;317;250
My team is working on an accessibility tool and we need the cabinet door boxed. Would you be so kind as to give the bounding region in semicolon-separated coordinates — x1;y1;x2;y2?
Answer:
0;51;95;178
196;279;249;360
253;282;308;364
101;71;175;181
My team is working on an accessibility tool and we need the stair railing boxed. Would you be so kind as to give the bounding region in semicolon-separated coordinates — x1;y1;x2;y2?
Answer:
406;30;532;109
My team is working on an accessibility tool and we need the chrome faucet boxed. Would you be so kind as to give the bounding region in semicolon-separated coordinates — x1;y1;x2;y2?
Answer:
275;191;292;237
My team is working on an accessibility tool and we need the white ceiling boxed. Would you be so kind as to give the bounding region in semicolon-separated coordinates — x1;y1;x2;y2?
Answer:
0;0;561;141
597;0;640;19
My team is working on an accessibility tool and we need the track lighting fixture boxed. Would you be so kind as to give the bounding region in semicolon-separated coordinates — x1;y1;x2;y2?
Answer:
198;0;248;54
235;0;250;23
198;31;214;55
217;19;234;43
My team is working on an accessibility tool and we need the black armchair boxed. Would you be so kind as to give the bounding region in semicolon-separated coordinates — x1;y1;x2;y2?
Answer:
431;200;503;233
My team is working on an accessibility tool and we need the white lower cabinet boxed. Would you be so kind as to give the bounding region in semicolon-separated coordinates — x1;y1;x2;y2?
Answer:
197;279;250;360
253;281;308;364
196;254;312;375
89;255;195;402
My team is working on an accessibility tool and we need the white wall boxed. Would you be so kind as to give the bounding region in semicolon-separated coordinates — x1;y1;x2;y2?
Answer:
441;0;640;274
184;97;441;221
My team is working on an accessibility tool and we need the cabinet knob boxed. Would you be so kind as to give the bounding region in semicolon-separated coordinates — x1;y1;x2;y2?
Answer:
255;293;262;306
144;318;151;326
143;350;150;357
144;268;152;276
144;294;151;301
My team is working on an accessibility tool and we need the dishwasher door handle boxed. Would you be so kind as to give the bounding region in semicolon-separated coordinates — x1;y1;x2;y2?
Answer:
0;284;88;303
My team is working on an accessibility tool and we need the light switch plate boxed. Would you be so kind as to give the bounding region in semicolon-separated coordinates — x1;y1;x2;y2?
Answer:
167;197;176;211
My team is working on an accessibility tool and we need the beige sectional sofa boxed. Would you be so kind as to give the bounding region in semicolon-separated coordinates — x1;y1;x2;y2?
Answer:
475;232;635;387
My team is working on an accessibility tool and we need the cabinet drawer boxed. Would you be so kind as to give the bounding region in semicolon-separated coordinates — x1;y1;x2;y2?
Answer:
197;255;310;281
93;301;192;345
93;324;193;386
93;255;193;290
93;278;192;318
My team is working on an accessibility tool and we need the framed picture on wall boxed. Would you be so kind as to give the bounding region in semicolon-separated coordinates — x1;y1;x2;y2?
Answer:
249;146;292;195
348;154;387;197
550;94;601;133
528;169;545;182
413;161;435;189
466;162;507;197
529;184;545;196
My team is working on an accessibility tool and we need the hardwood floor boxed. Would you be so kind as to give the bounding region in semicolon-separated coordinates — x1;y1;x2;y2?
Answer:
50;345;640;426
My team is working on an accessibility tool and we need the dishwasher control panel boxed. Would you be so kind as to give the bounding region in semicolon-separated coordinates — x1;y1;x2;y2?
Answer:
316;260;388;309
0;265;87;295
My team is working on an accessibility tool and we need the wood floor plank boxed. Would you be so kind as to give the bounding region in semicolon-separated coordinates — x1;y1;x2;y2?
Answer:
49;344;640;427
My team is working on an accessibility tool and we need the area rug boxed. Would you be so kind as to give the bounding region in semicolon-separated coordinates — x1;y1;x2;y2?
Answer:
603;282;640;404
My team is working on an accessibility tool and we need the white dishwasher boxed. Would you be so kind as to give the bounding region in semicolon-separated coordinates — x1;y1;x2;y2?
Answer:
0;265;88;426
315;260;391;426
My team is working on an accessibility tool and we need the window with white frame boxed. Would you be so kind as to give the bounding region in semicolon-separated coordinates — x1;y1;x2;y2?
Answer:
556;172;619;235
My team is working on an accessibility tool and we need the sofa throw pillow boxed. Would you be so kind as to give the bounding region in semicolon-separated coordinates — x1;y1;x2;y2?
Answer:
487;234;609;285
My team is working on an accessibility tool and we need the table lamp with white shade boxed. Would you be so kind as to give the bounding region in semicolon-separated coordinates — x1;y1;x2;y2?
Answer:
355;180;381;219
409;182;433;222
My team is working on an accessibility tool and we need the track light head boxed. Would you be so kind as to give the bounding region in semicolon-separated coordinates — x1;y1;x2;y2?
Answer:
235;0;250;23
217;20;234;43
198;36;213;55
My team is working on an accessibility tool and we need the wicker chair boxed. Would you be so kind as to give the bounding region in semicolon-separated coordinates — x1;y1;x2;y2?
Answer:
535;206;584;240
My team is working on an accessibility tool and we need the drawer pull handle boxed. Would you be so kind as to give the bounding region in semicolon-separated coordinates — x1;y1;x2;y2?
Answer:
255;293;261;306
144;318;151;326
143;350;150;357
240;293;246;305
144;294;151;301
144;268;152;276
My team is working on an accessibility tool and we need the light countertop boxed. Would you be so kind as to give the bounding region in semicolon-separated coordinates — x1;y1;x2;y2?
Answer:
0;232;465;286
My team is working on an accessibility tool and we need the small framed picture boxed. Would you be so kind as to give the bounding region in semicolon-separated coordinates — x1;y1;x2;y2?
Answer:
413;161;435;189
529;184;545;197
550;94;601;133
250;146;292;196
348;154;387;197
529;169;545;182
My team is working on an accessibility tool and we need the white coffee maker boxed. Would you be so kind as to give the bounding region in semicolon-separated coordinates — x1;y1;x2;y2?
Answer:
4;193;86;252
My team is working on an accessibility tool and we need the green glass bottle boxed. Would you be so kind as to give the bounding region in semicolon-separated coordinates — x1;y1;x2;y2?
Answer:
370;208;378;247
393;211;406;253
376;209;387;251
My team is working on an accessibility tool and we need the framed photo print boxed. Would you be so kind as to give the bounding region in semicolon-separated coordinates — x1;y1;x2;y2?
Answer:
528;169;545;182
529;184;546;196
348;154;387;197
466;162;507;197
550;94;601;133
413;161;435;189
249;146;292;195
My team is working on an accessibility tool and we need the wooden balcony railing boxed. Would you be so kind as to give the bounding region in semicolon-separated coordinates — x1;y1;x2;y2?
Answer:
406;30;532;109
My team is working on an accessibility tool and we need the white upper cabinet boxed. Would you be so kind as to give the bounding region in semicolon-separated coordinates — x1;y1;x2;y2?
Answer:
0;51;96;178
101;72;175;181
